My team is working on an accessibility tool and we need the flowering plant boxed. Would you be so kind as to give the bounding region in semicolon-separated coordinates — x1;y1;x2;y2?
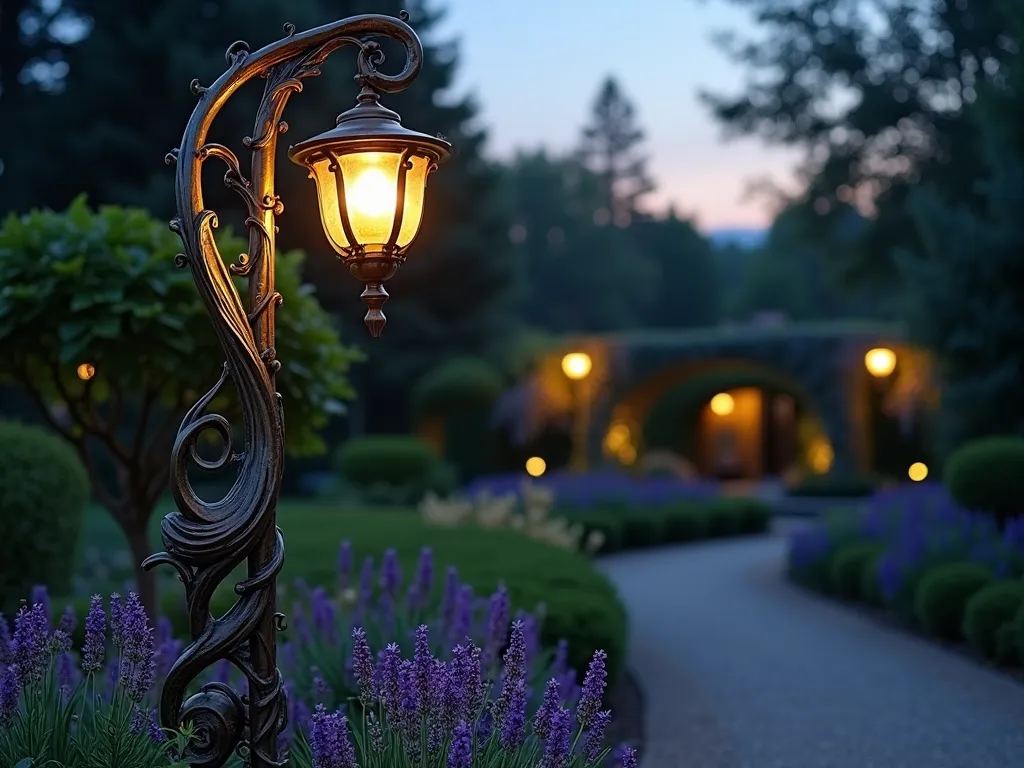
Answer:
0;592;191;768
287;620;633;768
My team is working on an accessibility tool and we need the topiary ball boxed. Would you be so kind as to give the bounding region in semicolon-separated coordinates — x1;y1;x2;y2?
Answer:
914;562;995;641
828;542;884;601
963;581;1024;663
0;421;89;616
860;552;885;607
945;436;1024;526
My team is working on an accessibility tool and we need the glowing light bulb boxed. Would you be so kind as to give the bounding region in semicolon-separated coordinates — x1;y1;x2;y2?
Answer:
908;462;928;482
525;456;547;477
348;166;396;218
709;392;735;417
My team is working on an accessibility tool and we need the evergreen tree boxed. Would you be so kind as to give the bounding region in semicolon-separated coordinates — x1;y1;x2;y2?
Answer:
578;75;655;225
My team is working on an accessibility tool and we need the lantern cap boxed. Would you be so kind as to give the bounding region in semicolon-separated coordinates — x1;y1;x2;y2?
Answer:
287;90;451;167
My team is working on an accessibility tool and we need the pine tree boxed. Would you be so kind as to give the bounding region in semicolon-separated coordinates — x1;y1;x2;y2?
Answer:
578;76;655;226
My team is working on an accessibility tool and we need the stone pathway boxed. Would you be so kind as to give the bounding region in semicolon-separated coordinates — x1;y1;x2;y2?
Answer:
599;529;1024;768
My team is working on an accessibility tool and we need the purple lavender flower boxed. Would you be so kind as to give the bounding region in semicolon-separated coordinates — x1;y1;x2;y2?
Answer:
399;659;422;759
310;703;357;768
576;649;608;728
104;658;119;705
414;547;434;601
441;566;459;638
311;587;336;642
351;627;375;707
447;644;472;723
453;584;474;641
0;664;19;728
483;583;510;669
498;676;527;751
540;707;572;768
518;610;541;664
12;602;49;686
311;667;332;704
367;710;384;753
493;621;528;734
338;540;353;591
380;548;402;599
130;704;147;734
155;617;181;680
379;642;402;724
148;709;167;744
533;678;561;739
413;624;433;706
293;697;313;738
58;605;76;636
447;721;473;768
0;615;10;666
550;639;569;678
109;593;124;648
57;650;76;697
378;592;395;637
118;593;155;702
502;620;527;683
465;643;485;715
30;586;51;629
618;745;639;768
584;709;612;761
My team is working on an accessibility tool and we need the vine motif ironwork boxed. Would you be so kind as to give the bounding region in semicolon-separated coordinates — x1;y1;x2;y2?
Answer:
143;12;424;768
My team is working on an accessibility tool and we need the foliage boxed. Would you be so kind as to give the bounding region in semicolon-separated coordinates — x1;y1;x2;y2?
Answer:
413;358;504;481
335;435;442;504
0;198;357;611
704;0;1012;290
0;596;194;768
899;143;1024;457
788;472;877;498
0;422;89;616
914;562;994;641
944;437;1024;524
962;581;1024;663
577;76;654;222
827;543;884;601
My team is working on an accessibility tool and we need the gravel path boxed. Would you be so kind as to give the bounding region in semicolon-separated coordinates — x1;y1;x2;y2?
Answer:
598;530;1024;768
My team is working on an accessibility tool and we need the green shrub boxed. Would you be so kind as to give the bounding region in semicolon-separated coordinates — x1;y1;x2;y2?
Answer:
1010;598;1024;666
620;513;665;549
710;497;772;534
828;542;884;600
335;435;441;503
567;510;624;553
945;436;1024;525
0;421;89;616
914;562;994;641
662;504;709;542
413;358;503;481
962;581;1024;662
789;472;877;498
997;622;1018;666
860;552;885;607
704;500;744;537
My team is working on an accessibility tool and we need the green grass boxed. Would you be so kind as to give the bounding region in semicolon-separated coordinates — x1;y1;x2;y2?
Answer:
72;499;628;681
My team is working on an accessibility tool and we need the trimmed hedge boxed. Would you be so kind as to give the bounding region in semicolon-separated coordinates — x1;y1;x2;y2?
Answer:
828;542;885;600
963;581;1024;663
0;421;89;617
789;472;877;498
945;436;1024;525
335;435;454;504
914;563;994;641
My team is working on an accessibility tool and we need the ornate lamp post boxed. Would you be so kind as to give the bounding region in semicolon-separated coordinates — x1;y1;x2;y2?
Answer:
142;13;449;767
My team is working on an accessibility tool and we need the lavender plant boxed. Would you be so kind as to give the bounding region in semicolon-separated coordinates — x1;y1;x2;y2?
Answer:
0;593;192;768
278;543;577;718
284;620;617;768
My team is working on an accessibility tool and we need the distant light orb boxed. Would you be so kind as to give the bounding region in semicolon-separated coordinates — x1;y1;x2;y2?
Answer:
77;363;95;381
709;392;735;417
864;347;897;378
604;423;630;453
618;444;637;466
525;456;547;478
561;352;592;381
908;462;929;482
808;439;834;474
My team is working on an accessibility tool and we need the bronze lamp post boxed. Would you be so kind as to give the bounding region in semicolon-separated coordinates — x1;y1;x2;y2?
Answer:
143;12;449;768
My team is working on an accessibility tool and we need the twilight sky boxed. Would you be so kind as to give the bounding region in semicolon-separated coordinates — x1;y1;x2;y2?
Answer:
434;0;804;231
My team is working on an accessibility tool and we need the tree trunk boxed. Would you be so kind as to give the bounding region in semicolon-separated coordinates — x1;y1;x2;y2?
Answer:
125;519;159;621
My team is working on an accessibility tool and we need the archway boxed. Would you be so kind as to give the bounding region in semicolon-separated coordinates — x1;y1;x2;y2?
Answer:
609;359;835;480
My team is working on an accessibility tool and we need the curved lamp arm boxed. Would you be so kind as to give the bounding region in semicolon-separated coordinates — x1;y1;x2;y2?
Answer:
144;13;424;768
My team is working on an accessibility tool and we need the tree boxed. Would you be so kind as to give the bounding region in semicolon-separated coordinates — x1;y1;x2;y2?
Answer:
703;0;1015;289
578;76;655;225
629;210;722;328
499;150;657;332
0;197;359;613
0;0;517;432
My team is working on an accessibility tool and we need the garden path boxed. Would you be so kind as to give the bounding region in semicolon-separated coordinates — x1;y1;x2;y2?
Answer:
599;525;1024;768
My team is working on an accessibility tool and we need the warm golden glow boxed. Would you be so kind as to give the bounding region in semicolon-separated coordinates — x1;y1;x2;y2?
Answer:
865;347;897;378
808;438;834;474
309;151;430;255
77;363;95;381
604;423;630;453
525;456;547;477
561;352;592;381
908;462;929;482
709;392;735;417
618;444;637;466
